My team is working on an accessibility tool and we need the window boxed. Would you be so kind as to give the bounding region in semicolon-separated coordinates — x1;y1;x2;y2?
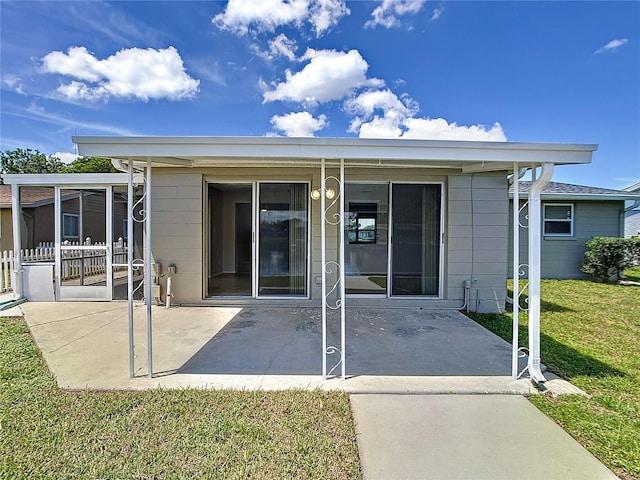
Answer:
544;203;573;236
348;203;377;244
63;213;79;238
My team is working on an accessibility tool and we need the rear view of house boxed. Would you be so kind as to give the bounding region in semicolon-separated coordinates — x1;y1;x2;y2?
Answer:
2;136;597;381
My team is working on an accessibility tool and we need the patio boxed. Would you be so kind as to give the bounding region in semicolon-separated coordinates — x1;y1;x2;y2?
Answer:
19;302;536;394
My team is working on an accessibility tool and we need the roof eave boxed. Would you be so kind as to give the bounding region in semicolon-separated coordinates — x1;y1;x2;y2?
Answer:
73;136;597;171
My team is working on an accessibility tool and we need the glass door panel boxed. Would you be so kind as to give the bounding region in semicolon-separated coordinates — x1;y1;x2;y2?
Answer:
345;183;389;294
391;184;441;296
207;183;253;297
258;183;308;297
58;188;111;300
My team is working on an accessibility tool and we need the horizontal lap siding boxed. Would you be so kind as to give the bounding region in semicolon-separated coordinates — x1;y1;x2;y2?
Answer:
151;172;203;303
508;200;624;279
447;174;508;313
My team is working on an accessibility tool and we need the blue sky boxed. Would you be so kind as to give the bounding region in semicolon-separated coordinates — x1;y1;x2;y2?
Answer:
1;1;638;189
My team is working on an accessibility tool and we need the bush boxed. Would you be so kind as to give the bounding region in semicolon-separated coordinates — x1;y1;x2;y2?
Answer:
581;237;640;282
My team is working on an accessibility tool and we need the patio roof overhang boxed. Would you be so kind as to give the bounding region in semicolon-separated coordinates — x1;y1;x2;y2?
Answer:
73;136;597;172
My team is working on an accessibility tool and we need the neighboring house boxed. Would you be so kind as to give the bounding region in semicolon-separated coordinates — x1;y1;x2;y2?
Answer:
624;181;640;237
508;181;640;279
0;184;127;251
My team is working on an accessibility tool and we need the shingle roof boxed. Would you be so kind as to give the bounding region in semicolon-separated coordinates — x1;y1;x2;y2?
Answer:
509;181;634;196
0;184;56;206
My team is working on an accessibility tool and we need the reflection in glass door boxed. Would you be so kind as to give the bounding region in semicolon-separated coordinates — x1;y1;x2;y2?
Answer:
391;184;442;296
345;184;389;294
258;183;308;297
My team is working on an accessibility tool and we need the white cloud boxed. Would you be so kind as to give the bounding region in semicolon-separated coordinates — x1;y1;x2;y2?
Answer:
213;0;349;37
270;111;327;136
263;48;383;105
308;0;350;37
53;151;77;164
5;101;139;135
401;118;507;141
365;0;426;28
346;88;507;141
595;38;629;54
40;46;199;102
269;33;298;60
431;8;443;21
3;75;25;95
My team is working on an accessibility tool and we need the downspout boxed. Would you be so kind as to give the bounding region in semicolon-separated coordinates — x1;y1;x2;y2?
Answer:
528;163;554;384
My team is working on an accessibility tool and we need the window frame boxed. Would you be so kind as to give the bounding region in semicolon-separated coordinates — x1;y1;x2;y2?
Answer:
543;203;574;237
62;213;80;239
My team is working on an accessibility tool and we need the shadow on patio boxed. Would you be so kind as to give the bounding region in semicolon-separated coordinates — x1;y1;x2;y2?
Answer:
177;307;514;377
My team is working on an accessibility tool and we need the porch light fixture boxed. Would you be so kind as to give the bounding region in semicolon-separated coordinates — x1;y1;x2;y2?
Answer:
310;187;336;201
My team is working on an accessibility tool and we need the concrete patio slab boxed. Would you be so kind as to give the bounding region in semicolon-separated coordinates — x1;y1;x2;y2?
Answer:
17;301;542;393
351;394;618;480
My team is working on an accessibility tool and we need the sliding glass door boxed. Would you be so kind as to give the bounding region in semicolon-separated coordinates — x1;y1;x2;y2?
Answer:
258;183;309;297
391;184;442;296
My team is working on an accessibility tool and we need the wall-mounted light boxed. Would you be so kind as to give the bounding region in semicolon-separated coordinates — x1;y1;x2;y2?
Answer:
310;188;336;201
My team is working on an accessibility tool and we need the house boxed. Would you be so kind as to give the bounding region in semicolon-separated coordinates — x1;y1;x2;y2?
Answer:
624;181;640;237
508;181;640;279
0;184;128;251
2;136;598;381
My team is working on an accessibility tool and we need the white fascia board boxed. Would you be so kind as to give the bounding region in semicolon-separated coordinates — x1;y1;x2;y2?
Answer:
73;136;597;167
1;173;129;186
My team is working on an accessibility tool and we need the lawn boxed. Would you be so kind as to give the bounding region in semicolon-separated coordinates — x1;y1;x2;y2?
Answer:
470;266;640;480
0;318;361;479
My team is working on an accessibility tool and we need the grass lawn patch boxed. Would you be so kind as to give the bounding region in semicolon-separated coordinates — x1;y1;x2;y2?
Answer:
0;318;361;479
469;269;640;479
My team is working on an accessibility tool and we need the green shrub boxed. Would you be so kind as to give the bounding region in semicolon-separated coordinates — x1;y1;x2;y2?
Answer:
581;237;640;282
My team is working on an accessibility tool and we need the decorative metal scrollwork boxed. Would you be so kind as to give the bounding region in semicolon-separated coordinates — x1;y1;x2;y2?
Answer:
517;201;529;228
324;261;342;310
132;176;147;223
322;175;342;226
326;346;342;376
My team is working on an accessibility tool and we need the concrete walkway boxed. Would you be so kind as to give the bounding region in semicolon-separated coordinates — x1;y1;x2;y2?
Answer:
351;394;618;480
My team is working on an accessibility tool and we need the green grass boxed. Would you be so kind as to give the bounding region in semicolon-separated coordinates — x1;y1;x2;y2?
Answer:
470;268;640;479
0;319;361;479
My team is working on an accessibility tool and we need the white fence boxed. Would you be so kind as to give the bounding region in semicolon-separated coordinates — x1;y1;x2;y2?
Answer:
0;241;128;293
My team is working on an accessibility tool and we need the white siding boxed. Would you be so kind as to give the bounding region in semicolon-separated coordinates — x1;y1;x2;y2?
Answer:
447;174;508;313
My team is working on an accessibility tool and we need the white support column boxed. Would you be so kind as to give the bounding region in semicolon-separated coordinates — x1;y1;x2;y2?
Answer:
512;163;520;380
145;158;153;378
54;187;61;300
10;184;22;299
527;162;554;384
339;157;346;380
127;160;135;378
321;158;327;379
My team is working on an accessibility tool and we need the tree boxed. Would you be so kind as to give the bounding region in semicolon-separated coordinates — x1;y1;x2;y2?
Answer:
0;148;65;181
62;156;118;173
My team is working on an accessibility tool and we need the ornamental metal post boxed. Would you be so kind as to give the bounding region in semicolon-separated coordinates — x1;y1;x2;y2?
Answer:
512;163;520;380
145;158;153;378
127;159;135;378
320;158;345;380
